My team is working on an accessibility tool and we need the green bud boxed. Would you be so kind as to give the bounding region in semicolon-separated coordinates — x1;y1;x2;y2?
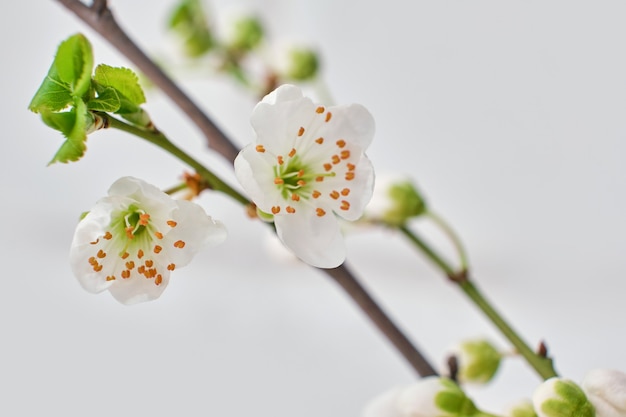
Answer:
454;339;502;384
533;378;595;417
228;16;264;52
365;174;427;226
396;377;480;417
284;47;319;81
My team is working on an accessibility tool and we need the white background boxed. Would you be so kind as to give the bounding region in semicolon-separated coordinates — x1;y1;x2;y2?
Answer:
1;1;625;416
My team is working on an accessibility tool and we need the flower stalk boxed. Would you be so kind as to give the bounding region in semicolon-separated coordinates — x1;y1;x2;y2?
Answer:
399;225;558;380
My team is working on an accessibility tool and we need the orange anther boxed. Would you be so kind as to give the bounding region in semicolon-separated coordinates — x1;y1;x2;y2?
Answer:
97;249;106;259
330;191;340;200
121;270;131;279
341;188;351;196
298;127;305;136
154;245;162;254
315;137;324;144
312;190;321;198
256;144;266;153
323;163;332;172
316;208;326;217
277;155;284;165
325;112;332;122
167;263;176;271
139;213;150;226
336;139;346;148
291;194;301;201
90;238;99;245
345;172;355;181
106;276;116;281
174;240;186;248
125;227;134;239
271;206;281;214
138;265;146;274
125;261;135;270
315;176;324;182
167;220;177;227
297;169;304;177
274;178;284;185
93;264;103;272
288;148;296;158
340;200;351;210
154;232;163;239
88;257;96;265
332;155;341;164
347;163;356;171
145;260;154;268
104;232;112;240
286;206;296;214
137;249;144;259
155;275;163;286
297;180;306;186
316;106;325;114
121;252;130;260
340;150;350;159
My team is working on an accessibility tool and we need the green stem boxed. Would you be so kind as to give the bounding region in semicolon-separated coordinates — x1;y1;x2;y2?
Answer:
163;182;188;195
398;225;558;380
103;115;249;206
425;210;469;271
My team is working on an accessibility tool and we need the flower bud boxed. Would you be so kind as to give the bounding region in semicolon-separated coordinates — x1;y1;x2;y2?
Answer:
450;339;502;384
503;399;538;417
582;369;626;417
532;377;595;417
227;15;264;52
283;47;320;81
396;377;479;417
365;174;427;226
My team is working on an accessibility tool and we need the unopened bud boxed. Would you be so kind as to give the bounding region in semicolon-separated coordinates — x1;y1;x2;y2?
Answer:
450;339;502;384
582;369;626;417
227;15;264;51
365;174;427;226
533;377;595;417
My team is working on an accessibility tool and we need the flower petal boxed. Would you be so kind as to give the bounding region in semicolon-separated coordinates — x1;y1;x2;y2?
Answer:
274;206;346;268
107;266;170;305
317;103;375;150
234;144;283;212
251;85;316;154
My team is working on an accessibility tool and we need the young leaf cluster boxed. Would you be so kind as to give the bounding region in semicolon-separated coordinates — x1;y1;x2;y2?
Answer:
29;33;150;164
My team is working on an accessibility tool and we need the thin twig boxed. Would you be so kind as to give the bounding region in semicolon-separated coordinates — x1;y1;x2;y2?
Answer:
53;0;437;377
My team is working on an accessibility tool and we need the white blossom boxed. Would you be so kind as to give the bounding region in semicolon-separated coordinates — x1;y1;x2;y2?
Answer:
69;176;226;304
582;369;626;417
235;84;375;267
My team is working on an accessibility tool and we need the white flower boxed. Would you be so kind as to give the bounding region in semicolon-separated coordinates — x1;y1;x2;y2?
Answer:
69;176;227;305
582;369;626;417
235;84;375;268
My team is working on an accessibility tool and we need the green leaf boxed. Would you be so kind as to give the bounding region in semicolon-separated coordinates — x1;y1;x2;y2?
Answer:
87;85;121;112
29;34;94;112
29;64;74;113
43;99;93;164
94;64;146;106
55;33;94;98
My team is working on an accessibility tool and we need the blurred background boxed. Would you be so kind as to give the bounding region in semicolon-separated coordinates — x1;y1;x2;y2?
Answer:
1;1;625;415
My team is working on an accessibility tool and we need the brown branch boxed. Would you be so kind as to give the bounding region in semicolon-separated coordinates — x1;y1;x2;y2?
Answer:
53;0;437;377
326;264;437;377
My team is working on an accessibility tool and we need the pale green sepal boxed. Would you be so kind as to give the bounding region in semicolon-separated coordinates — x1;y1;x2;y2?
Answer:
542;380;595;417
435;378;480;416
256;208;275;223
458;339;502;384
